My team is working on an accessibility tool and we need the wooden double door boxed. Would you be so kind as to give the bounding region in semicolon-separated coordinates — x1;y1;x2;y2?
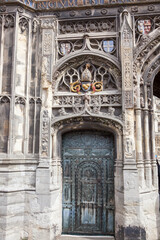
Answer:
62;130;115;235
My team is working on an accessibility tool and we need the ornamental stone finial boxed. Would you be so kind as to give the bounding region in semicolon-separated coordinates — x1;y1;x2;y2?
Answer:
120;8;132;29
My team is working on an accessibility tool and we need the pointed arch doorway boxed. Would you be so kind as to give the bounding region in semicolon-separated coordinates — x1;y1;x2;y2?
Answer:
62;130;115;236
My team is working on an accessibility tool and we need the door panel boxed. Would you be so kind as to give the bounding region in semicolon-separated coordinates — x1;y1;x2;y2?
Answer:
62;131;115;235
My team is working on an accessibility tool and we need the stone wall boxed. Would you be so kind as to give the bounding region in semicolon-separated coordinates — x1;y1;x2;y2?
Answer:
0;2;159;240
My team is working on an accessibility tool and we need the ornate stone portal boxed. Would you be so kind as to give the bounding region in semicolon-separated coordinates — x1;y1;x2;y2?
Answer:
0;1;160;240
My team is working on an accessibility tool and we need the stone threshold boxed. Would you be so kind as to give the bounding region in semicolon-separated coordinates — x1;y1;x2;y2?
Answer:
60;235;115;240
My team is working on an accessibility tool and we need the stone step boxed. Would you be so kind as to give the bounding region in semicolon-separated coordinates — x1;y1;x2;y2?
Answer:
60;235;115;240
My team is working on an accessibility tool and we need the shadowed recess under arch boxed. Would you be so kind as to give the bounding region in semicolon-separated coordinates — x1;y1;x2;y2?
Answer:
153;71;160;98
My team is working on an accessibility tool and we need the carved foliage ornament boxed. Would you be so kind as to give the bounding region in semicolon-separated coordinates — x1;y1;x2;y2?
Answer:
41;110;50;157
19;17;29;33
53;94;121;107
52;93;122;120
4;15;14;28
59;18;115;34
43;31;52;55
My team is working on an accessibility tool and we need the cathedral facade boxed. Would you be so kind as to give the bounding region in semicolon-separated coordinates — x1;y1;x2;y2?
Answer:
0;0;160;239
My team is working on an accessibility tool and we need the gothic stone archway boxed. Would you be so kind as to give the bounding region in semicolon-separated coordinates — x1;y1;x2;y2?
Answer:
50;48;123;238
51;116;123;238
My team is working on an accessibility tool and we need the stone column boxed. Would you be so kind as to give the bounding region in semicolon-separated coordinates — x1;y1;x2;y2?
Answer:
0;15;4;93
9;12;18;155
143;84;152;188
34;16;59;240
151;109;158;188
37;16;56;183
135;71;144;188
118;9;142;240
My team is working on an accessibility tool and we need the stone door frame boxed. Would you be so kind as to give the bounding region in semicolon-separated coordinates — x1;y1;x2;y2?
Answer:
51;116;124;237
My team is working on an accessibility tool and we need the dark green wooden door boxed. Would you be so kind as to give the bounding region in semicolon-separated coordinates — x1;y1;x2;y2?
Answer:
62;131;114;235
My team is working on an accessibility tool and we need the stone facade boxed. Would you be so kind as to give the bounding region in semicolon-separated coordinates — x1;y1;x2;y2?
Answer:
0;1;160;240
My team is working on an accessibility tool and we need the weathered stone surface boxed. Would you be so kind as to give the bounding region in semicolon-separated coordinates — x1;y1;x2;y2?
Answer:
0;3;160;240
60;236;114;240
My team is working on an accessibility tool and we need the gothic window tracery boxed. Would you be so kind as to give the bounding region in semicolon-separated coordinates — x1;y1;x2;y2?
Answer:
57;38;117;59
56;62;119;93
52;60;122;121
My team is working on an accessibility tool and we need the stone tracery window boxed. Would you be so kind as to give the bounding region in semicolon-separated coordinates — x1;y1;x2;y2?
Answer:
52;60;122;120
57;62;119;93
58;38;116;59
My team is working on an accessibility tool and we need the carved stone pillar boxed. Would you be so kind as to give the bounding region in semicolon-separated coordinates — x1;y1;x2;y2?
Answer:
151;109;158;188
135;71;144;188
119;9;142;239
144;84;152;188
38;16;56;168
34;16;60;240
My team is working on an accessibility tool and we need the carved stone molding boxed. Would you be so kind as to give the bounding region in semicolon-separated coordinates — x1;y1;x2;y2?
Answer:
57;36;117;61
134;30;160;71
41;109;50;157
59;18;116;34
41;56;52;87
148;5;155;11
53;94;121;107
121;10;133;108
43;31;52;55
52;93;122;119
147;57;160;79
124;91;133;108
52;116;123;135
40;17;56;29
